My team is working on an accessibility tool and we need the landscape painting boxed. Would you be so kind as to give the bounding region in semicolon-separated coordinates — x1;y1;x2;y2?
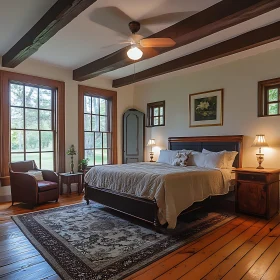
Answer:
189;89;223;127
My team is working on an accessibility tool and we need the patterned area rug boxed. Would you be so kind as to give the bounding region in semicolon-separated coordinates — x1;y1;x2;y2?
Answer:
12;203;235;280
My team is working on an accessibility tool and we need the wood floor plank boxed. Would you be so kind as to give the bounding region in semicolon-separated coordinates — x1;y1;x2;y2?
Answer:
43;275;62;280
242;236;280;280
222;236;277;280
202;215;280;280
155;217;259;280
261;253;280;280
0;248;39;267
0;239;31;253
0;255;44;276
128;217;246;280
1;261;56;280
0;243;35;259
180;219;270;279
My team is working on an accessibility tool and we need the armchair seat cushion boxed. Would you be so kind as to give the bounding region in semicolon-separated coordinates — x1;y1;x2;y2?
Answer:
38;181;58;192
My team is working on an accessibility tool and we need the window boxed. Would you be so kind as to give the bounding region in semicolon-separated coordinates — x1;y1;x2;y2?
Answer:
258;78;280;117
0;71;65;186
10;82;55;170
147;101;165;127
78;85;117;166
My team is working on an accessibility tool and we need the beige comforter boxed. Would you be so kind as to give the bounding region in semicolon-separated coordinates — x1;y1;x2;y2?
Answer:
85;162;231;229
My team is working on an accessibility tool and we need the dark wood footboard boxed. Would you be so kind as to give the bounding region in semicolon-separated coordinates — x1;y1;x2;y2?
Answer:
85;183;160;230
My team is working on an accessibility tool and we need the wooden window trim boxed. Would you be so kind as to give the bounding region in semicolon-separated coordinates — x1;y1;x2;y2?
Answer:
147;101;165;127
258;77;280;117
0;71;65;186
78;85;117;165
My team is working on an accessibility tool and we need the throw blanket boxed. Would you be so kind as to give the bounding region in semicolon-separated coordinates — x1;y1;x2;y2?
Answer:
85;163;231;228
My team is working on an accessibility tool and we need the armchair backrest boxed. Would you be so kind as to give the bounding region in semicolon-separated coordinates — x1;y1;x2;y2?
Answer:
9;160;38;173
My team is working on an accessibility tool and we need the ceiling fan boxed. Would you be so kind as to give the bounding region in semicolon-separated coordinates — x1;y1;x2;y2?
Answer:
89;7;196;61
125;21;176;60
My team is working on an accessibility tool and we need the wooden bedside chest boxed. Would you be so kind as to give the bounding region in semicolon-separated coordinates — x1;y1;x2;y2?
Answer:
235;168;280;219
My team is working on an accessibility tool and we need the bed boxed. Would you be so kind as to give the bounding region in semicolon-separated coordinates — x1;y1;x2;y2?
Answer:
84;135;243;230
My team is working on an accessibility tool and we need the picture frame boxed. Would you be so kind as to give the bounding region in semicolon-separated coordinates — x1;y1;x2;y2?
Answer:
189;89;223;127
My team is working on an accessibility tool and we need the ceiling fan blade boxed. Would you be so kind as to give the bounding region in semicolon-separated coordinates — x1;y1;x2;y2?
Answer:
140;38;176;48
140;12;197;25
89;6;132;38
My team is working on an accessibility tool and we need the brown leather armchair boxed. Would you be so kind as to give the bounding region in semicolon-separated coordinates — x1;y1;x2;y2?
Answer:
9;160;59;207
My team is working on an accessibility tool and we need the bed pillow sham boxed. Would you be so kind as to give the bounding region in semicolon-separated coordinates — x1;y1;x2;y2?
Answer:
157;150;179;165
191;152;225;169
202;148;238;169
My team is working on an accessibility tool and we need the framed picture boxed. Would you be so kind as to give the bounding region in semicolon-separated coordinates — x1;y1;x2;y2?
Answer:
189;89;223;127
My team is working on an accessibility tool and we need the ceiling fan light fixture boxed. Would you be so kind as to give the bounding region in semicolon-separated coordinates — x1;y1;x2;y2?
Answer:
127;46;143;60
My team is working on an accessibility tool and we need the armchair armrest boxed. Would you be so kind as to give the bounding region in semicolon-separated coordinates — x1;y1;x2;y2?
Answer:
39;170;59;183
9;172;38;204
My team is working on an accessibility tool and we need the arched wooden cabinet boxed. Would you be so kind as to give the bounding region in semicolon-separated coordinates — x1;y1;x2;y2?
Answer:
123;109;145;163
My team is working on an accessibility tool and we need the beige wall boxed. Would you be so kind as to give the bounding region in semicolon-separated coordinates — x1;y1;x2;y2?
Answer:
134;48;280;168
0;59;134;198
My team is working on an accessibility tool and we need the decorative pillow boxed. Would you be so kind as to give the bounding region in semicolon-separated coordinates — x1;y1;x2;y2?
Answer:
172;152;190;167
157;150;179;165
27;170;44;181
202;148;238;169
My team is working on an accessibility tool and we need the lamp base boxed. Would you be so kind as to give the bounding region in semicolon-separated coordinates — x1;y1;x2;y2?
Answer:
256;166;264;169
149;151;154;162
256;153;264;169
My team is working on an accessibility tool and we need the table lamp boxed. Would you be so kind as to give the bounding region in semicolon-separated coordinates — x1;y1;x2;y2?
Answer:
251;134;269;169
147;139;156;162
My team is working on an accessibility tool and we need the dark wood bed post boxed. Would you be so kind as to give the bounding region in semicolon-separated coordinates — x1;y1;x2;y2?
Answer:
84;182;90;205
153;199;161;232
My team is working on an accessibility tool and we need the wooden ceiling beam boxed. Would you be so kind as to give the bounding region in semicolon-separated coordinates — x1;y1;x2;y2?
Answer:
112;21;280;87
73;0;280;81
2;0;97;68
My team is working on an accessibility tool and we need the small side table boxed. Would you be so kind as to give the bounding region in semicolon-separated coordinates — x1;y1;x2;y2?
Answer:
59;173;84;195
235;168;280;219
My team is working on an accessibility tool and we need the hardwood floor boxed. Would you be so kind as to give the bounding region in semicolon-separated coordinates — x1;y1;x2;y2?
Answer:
0;195;280;280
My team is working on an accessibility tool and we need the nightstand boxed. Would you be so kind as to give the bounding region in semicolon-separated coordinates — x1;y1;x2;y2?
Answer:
235;168;280;219
59;173;84;195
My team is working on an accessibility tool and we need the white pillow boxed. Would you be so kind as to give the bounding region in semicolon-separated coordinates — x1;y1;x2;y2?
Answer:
172;152;190;167
187;151;201;166
28;170;44;181
157;150;179;165
192;153;225;169
202;148;238;169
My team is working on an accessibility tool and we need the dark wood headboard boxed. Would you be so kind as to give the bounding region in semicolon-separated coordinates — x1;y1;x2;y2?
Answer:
168;135;243;168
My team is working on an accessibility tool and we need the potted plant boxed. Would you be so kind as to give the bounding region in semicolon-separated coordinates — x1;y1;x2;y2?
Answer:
78;158;89;171
67;144;76;174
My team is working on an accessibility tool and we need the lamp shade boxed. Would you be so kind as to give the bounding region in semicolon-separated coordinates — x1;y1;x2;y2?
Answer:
252;135;269;147
147;139;156;146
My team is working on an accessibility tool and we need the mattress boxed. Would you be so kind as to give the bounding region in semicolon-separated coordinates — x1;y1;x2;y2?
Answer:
85;162;231;229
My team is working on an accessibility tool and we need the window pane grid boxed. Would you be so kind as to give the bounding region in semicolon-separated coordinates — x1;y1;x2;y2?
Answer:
84;94;111;166
10;82;55;170
147;101;165;127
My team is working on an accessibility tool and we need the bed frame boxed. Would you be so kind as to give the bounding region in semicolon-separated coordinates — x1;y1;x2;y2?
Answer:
85;135;243;230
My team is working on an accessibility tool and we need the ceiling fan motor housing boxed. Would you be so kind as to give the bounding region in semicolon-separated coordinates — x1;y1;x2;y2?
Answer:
129;21;141;34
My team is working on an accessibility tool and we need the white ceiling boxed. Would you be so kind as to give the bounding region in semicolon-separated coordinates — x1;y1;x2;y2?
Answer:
1;0;280;82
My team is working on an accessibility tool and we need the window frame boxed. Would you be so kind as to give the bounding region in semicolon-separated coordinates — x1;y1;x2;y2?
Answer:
78;85;117;167
146;101;165;127
258;77;280;117
0;71;65;186
9;82;56;170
